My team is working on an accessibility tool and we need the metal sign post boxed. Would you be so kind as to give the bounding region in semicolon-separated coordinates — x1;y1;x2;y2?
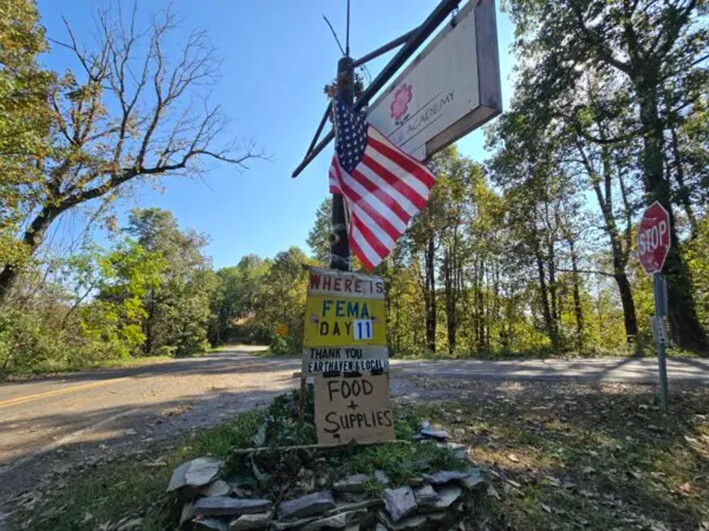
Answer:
652;273;669;413
638;201;672;413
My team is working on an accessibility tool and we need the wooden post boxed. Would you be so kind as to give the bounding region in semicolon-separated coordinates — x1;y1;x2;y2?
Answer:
299;377;306;423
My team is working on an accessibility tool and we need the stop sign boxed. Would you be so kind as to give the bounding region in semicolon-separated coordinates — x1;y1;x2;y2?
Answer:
638;201;671;274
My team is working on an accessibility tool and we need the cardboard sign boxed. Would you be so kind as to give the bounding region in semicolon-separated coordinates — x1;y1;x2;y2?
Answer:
303;267;389;375
313;374;395;445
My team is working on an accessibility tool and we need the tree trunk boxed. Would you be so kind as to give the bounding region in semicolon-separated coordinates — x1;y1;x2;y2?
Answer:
635;77;707;350
580;140;640;346
568;239;584;350
535;249;558;349
0;206;60;303
424;238;436;352
144;297;155;355
443;246;458;355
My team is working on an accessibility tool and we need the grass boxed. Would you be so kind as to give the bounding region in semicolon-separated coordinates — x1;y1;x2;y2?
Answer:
416;381;709;530
21;390;458;531
18;383;709;530
21;411;265;531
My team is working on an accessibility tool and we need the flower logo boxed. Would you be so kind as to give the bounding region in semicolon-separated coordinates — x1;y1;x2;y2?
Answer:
390;83;413;121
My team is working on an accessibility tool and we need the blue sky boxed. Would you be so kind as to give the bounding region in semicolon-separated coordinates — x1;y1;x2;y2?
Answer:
36;1;516;269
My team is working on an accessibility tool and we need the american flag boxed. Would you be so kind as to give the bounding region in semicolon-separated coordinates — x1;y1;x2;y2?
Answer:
329;99;436;270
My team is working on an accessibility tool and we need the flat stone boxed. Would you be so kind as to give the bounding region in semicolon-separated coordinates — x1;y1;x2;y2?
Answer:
438;442;467;459
413;485;439;506
228;511;272;530
333;474;369;493
180;501;195;525
428;485;462;511
419;427;450;440
193;518;228;531
272;516;319;530
407;477;424;488
301;509;369;530
277;491;336;520
374;471;390;487
115;518;142;531
338;492;369;503
459;468;485;490
201;480;231;497
193;496;272;517
167;457;224;491
324;499;383;516
378;511;428;530
422;470;470;485
427;511;449;522
383;486;416;522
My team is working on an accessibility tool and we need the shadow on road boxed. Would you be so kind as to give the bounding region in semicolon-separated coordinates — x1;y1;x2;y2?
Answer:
0;349;298;388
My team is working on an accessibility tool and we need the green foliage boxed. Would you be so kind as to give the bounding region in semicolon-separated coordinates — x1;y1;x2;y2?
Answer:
0;0;53;271
307;199;332;265
25;409;265;531
211;255;271;344
0;1;257;304
121;209;217;357
331;441;465;489
686;216;709;329
0;307;62;375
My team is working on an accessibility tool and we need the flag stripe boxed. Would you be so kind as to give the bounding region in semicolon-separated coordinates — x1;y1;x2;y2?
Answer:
350;168;412;225
368;128;435;188
355;161;419;218
349;223;377;270
351;215;388;261
361;153;428;210
333;158;405;240
343;170;409;233
350;202;396;250
365;146;432;201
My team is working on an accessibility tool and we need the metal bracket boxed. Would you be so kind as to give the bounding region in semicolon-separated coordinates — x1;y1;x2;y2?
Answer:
292;0;462;178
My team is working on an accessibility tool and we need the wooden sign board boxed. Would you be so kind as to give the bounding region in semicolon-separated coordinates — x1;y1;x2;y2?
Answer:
313;374;395;445
302;267;389;375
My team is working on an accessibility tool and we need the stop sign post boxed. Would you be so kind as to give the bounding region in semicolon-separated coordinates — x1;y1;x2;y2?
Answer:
638;201;670;412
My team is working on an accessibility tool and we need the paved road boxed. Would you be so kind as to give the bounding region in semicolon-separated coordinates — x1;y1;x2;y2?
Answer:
395;356;709;383
0;348;706;517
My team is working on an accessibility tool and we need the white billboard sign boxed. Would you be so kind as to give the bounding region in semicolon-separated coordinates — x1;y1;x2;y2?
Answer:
367;0;502;161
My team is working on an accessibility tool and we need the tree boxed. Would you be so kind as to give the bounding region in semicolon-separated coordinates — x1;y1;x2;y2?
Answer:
211;255;271;344
406;148;453;353
506;0;708;348
0;0;53;275
90;240;166;357
123;208;216;356
0;3;260;302
260;247;313;354
307;199;332;265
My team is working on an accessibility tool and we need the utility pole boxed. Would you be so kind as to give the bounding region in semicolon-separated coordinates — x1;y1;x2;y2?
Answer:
330;55;353;271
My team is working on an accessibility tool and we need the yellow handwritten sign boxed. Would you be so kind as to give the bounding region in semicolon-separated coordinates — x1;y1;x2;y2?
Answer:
302;267;388;375
304;295;386;347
